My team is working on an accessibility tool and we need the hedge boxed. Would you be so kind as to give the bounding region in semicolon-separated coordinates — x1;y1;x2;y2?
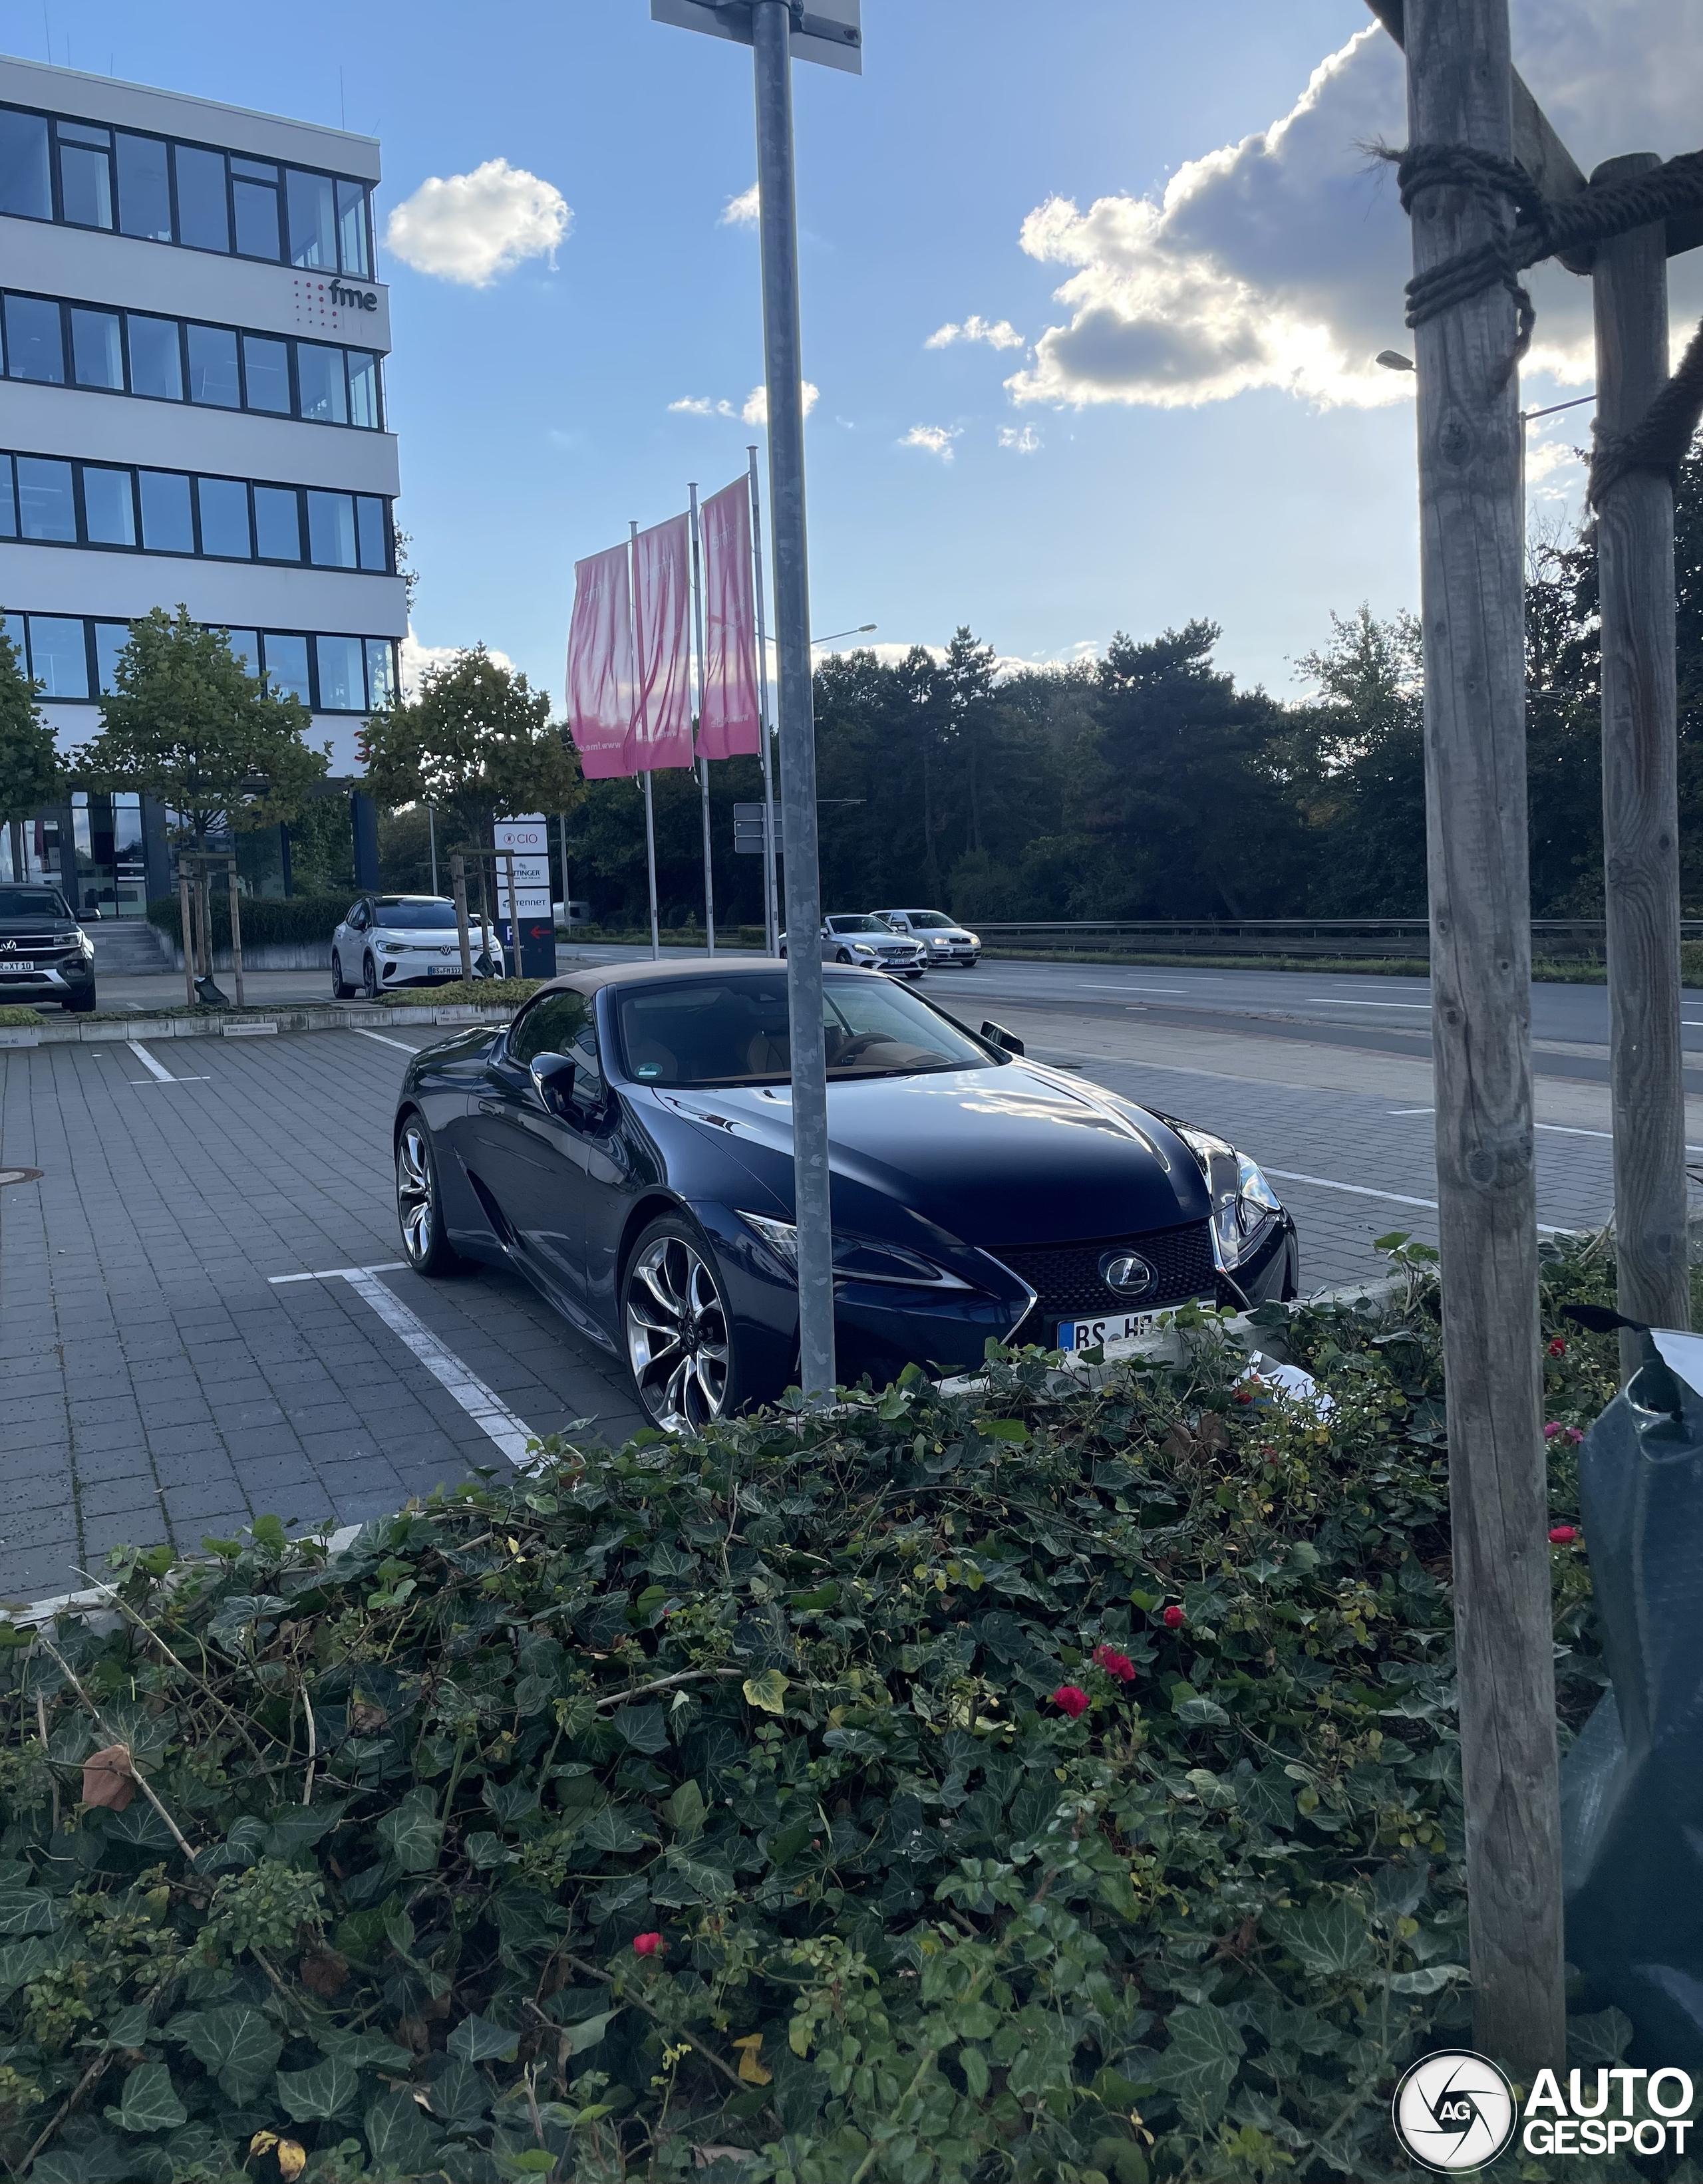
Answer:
148;898;354;950
0;1239;1626;2183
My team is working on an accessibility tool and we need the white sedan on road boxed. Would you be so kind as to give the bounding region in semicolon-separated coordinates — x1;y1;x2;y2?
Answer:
331;894;504;1000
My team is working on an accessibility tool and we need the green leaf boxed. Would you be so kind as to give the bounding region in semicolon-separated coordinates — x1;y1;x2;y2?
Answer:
0;1889;62;1936
426;2056;492;2126
651;1843;736;1906
977;1419;1028;1441
1174;1695;1231;1727
1567;2006;1635;2066
1148;2002;1245;2123
448;2013;521;2063
365;2088;441;2172
788;1582;841;1612
767;1819;811;1868
576;1802;649;1854
276;2053;363;2122
104;2062;187;2135
743;1669;790;1715
1265;1896;1375;1977
1386;1964;1468;1994
613;1703;669;1754
102;2002;154;2049
661;1780;706;1841
560;2008;618;2056
377;1784;444;1872
466;1830;520;1869
167;2004;282;2104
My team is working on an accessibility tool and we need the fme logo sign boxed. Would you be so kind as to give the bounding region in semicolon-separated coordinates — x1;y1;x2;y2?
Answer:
329;281;378;312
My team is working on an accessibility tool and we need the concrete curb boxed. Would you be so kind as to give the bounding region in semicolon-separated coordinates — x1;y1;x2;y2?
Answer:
0;1001;519;1048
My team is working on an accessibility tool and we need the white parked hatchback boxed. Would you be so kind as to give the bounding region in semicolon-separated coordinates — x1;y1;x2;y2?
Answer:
331;894;505;1000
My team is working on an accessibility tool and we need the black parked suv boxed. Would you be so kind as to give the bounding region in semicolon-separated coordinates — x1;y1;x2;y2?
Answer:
0;885;96;1012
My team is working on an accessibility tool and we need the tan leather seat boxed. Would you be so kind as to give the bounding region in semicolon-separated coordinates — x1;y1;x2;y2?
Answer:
745;1031;789;1074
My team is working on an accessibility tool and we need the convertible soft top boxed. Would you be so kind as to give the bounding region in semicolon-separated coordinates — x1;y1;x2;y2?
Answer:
535;956;790;998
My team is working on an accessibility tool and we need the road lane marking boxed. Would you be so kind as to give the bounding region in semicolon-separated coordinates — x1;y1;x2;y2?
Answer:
267;1264;536;1466
1389;1107;1434;1115
1072;982;1191;992
126;1039;209;1084
1264;1166;1567;1234
1304;998;1430;1010
351;1028;424;1054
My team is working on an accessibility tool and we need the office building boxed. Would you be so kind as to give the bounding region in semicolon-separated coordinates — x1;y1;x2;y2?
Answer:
0;54;404;916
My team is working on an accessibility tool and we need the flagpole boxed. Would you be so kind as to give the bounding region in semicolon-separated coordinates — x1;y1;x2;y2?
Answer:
689;482;716;957
631;517;660;961
748;444;778;956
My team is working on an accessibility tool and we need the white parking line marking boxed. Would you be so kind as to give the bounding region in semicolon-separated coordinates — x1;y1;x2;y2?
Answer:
1389;1107;1434;1115
351;1028;424;1054
1265;1165;1567;1235
267;1264;536;1466
125;1039;209;1084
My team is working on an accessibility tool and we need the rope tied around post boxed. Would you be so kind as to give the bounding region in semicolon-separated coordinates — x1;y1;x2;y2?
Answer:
1387;141;1703;499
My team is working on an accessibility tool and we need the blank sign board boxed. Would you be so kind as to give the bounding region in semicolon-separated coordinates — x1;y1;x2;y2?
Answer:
651;0;862;74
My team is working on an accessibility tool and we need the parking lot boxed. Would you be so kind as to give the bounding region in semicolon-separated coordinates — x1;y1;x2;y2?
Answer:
1;956;1694;1606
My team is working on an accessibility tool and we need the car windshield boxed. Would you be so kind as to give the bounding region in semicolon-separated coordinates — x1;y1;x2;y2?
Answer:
901;910;955;930
614;973;998;1087
373;899;460;930
827;915;893;934
0;887;71;921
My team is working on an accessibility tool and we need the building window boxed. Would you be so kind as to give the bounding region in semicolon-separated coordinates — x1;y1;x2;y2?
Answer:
261;630;310;704
287;169;337;269
336;179;370;277
315;633;363;710
93;621;128;694
0;449;394;571
4;293;63;382
56;120;114;229
365;636;396;710
115;131;172;241
173;142;229;252
0;110;51;219
27;614;88;696
70;307;124;390
230;157;281;260
1;289;383;430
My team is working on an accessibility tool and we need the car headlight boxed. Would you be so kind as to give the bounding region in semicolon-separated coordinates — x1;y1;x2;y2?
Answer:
1175;1126;1284;1269
965;933;980;946
738;1212;973;1290
375;939;404;954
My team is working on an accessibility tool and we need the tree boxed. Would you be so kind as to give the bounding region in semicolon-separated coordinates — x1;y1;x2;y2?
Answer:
1291;605;1429;916
76;607;327;850
0;626;61;875
359;644;581;857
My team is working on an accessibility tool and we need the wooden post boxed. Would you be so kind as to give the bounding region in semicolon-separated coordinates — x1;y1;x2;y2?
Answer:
1404;0;1564;2077
451;855;472;981
177;870;195;1008
1593;152;1690;1372
225;859;245;1010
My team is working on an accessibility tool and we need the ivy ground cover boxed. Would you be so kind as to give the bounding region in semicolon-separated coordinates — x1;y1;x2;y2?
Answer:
0;1241;1628;2183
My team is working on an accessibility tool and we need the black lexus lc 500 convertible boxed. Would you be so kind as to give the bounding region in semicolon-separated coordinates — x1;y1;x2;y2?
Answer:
392;962;1298;1431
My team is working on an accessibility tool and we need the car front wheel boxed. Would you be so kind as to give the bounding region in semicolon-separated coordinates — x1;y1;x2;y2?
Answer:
623;1215;749;1433
331;948;353;1000
363;954;382;1001
396;1115;466;1276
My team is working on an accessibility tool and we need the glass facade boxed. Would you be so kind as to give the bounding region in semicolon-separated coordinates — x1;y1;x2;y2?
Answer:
0;608;398;712
0;100;374;273
0;289;383;429
0;449;391;570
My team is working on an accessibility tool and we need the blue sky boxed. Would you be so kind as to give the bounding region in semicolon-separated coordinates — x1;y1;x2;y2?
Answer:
11;0;1700;704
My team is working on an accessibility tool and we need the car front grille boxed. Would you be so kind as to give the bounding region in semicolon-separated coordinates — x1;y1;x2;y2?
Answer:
0;935;63;954
989;1220;1217;1321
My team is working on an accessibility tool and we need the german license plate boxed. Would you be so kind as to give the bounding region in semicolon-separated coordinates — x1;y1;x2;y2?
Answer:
1056;1303;1207;1351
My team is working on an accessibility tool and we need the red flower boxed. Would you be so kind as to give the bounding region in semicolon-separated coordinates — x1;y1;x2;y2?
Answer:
1093;1644;1136;1684
1162;1605;1185;1631
632;1931;665;1957
1548;1525;1578;1546
1548;1337;1567;1357
1233;1388;1255;1405
1050;1685;1090;1718
1543;1422;1563;1440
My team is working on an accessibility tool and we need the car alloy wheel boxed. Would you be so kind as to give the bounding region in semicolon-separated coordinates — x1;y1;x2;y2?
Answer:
395;1116;463;1276
331;949;353;1000
836;948;853;963
625;1224;732;1433
363;953;382;1001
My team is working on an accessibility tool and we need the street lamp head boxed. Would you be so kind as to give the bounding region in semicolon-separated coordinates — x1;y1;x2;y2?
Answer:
1376;349;1416;372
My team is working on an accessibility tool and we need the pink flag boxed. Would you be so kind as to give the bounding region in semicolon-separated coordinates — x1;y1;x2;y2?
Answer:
631;513;695;771
698;477;762;759
565;542;636;779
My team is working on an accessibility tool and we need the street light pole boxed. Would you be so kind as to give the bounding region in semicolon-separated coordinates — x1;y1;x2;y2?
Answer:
752;0;834;1403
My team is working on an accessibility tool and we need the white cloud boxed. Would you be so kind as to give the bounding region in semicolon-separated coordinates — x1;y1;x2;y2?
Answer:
900;424;961;461
720;183;760;227
998;424;1041;454
925;315;1024;352
669;381;820;425
1003;3;1703;414
385;158;570;287
400;628;514;700
668;396;721;416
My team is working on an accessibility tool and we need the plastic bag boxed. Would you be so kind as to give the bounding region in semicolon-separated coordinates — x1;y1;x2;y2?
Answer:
1561;1327;1703;2066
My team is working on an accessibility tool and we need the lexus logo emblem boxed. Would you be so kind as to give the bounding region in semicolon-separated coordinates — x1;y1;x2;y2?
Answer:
1100;1251;1156;1297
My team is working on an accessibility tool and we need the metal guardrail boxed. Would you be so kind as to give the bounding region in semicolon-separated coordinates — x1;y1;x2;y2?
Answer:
972;917;1703;961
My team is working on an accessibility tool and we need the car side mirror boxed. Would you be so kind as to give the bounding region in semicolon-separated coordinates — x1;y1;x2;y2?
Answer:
981;1020;1024;1057
530;1052;576;1117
